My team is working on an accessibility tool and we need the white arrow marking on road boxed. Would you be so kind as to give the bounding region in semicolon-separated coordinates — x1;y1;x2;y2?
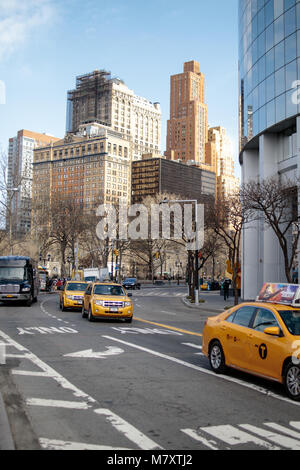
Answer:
64;346;124;359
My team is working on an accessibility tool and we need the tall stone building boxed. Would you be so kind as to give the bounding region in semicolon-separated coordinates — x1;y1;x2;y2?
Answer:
207;126;240;200
66;69;161;161
7;130;60;236
165;61;208;167
32;123;132;210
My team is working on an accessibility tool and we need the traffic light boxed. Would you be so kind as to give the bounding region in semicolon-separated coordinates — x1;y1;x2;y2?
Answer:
154;252;159;259
113;249;119;257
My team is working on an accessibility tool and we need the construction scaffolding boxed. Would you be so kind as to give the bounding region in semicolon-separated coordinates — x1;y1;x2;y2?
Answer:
66;70;112;134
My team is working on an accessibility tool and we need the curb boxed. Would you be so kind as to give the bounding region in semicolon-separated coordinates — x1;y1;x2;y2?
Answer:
181;296;224;313
0;390;15;450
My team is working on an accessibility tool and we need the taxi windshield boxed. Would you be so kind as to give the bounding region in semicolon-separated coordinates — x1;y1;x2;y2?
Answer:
94;285;125;296
66;283;87;291
277;310;300;335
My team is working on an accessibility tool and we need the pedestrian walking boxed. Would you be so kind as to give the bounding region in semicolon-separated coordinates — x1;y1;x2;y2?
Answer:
223;279;230;301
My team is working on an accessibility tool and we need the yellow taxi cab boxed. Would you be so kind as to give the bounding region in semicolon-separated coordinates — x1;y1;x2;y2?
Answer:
202;282;300;401
59;280;88;311
82;282;133;323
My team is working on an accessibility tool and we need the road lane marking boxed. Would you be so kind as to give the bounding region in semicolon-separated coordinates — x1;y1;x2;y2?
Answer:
94;408;162;450
0;329;162;449
264;422;300;440
12;370;50;377
182;342;202;350
39;438;131;450
182;342;204;356
134;317;202;337
102;335;300;407
181;429;219;450
64;346;124;359
239;424;300;450
27;398;91;410
200;424;280;450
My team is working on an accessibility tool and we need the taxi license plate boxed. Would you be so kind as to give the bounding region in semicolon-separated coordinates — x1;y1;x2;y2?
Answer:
110;308;119;313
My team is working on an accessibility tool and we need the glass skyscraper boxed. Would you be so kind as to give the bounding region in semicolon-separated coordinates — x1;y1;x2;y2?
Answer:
239;0;300;300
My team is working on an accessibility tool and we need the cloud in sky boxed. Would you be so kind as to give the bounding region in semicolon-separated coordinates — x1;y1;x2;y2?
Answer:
0;0;55;61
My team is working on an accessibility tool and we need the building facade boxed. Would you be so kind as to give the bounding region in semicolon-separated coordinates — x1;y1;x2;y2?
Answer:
32;123;132;210
7;130;60;236
207;126;240;200
239;0;300;300
66;70;161;161
131;156;216;204
165;61;209;168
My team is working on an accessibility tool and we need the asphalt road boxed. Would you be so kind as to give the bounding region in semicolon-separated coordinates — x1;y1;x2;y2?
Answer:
0;286;300;451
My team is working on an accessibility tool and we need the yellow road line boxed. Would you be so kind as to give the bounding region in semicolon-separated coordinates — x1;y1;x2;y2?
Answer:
134;317;203;337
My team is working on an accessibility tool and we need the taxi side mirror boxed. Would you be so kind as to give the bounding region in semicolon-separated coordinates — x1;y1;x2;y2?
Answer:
127;293;132;297
264;326;281;336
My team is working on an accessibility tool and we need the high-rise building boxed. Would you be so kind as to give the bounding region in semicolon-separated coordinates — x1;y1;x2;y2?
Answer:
66;70;161;161
131;155;215;205
7;130;60;236
32;123;132;210
207;126;240;200
239;0;300;300
165;61;209;167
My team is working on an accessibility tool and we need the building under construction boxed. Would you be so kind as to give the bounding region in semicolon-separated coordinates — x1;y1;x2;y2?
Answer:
66;69;115;134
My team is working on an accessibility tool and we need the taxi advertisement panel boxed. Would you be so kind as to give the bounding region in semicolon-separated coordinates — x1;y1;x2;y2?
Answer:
257;283;300;305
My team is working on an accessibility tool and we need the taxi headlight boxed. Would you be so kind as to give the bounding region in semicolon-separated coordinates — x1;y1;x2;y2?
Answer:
66;295;73;300
95;300;105;306
124;301;132;307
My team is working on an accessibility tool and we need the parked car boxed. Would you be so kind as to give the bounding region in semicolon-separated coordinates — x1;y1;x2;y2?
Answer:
122;278;141;290
207;280;220;291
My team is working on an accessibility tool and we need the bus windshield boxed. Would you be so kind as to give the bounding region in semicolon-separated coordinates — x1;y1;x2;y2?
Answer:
0;267;27;281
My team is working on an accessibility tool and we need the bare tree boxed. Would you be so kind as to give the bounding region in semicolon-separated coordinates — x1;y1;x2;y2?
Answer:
241;176;299;284
208;190;245;305
32;194;88;277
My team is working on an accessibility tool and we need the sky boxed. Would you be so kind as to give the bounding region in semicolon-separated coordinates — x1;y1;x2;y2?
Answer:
0;0;239;176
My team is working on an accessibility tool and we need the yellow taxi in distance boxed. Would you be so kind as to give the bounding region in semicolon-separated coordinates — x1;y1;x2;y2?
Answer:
202;283;300;401
60;281;88;311
82;282;133;323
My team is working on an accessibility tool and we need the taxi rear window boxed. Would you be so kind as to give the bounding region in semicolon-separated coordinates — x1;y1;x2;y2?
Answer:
277;310;300;335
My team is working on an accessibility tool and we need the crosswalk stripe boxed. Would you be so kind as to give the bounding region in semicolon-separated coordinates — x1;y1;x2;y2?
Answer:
239;424;300;450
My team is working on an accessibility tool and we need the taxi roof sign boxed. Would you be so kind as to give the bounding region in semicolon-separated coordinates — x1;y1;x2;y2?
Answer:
256;282;300;306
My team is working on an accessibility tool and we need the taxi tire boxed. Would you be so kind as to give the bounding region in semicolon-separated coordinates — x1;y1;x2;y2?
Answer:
283;362;300;401
209;340;227;374
124;317;132;323
82;305;87;318
88;306;95;322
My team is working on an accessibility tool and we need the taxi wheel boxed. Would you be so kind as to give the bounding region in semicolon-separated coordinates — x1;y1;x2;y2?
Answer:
82;305;87;318
61;300;67;312
209;340;227;374
124;317;132;323
88;306;95;322
284;363;300;401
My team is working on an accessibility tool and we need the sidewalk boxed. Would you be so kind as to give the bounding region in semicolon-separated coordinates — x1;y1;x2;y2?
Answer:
0;389;15;450
181;291;240;314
